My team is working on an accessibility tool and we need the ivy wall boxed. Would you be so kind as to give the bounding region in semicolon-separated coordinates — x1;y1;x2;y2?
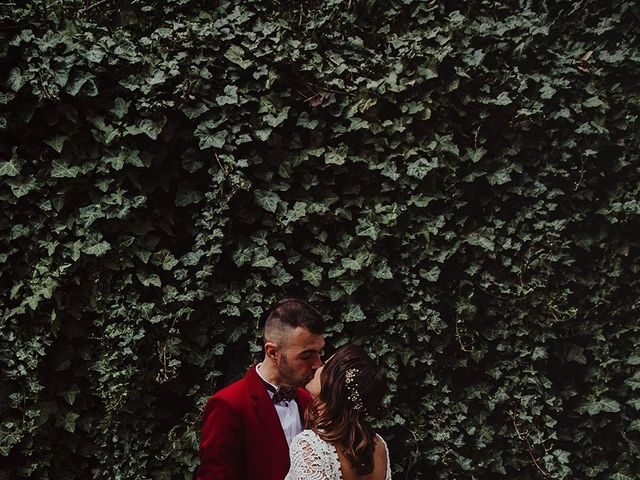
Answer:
1;1;639;479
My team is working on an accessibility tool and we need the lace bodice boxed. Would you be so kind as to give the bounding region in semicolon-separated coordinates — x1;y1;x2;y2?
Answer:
284;429;391;480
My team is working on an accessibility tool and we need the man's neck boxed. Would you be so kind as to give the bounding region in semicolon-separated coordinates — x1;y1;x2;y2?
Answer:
258;359;282;387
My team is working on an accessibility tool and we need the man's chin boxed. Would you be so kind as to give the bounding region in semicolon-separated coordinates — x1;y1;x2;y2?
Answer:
282;377;311;389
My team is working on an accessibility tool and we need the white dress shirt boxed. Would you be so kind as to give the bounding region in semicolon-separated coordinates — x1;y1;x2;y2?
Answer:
256;363;303;446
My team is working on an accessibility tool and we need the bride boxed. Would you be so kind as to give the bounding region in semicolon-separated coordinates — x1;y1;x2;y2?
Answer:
285;343;391;480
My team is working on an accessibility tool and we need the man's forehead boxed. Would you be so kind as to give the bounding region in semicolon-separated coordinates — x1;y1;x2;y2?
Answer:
288;326;324;350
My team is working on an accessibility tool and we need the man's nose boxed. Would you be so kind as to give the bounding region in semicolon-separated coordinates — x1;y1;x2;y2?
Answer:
313;355;323;369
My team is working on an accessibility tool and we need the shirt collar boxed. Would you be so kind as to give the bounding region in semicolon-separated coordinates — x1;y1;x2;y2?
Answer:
256;362;278;396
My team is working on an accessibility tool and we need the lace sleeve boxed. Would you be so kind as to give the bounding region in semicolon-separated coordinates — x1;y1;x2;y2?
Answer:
285;431;333;480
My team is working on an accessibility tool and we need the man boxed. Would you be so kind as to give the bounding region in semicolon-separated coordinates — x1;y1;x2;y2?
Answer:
196;298;325;480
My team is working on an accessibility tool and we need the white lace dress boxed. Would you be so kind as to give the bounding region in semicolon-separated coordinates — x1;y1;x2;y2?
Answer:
285;429;391;480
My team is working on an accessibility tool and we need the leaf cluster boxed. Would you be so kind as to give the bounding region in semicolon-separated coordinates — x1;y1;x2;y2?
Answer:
1;1;639;479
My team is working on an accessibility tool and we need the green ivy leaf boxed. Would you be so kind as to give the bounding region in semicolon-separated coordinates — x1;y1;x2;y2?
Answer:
137;272;162;287
325;148;347;165
296;112;318;129
61;390;80;405
624;373;640;391
487;167;511;185
372;262;393;280
540;84;557;99
187;99;212;118
583;96;605;108
45;135;66;153
0;158;21;177
154;250;179;271
252;252;277;269
264;107;290;128
82;240;111;256
111;97;131;118
195;123;226;150
232;247;252;267
339;278;363;295
175;184;204;207
79;204;105;227
254;190;280;213
494;92;512;105
271;265;293;286
302;264;323;287
584;398;621;415
254;128;272;141
62;412;80;433
147;69;167;86
627;355;640;365
610;473;634;480
467;147;487;163
51;160;80;178
356;218;380;240
86;45;105;63
7;67;25;92
138;118;166;140
407;158;438;179
341;258;360;271
66;75;92;96
328;266;346;278
25;294;40;310
281;201;307;226
9;178;36;198
343;304;365;322
567;345;587;364
224;45;252;69
216;85;239;106
466;234;495;252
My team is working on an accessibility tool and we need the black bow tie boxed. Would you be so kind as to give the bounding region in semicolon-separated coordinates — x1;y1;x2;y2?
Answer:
265;383;297;404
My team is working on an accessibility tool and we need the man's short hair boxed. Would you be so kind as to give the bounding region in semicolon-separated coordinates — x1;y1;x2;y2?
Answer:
264;298;324;346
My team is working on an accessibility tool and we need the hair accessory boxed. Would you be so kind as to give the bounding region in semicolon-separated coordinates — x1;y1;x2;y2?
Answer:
345;368;366;413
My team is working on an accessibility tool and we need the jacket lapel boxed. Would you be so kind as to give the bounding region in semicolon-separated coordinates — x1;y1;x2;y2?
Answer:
246;364;289;464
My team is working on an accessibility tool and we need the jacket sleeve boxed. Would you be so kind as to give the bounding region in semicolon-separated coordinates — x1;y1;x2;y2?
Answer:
196;395;243;480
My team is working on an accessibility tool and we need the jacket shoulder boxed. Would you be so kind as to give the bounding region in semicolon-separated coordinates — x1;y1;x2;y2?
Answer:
207;364;261;405
211;375;248;403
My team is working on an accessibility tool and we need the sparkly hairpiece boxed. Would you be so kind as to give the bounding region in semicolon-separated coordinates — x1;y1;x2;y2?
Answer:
345;368;366;413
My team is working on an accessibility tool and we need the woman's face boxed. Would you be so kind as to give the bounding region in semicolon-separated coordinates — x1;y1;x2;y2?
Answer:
305;365;323;398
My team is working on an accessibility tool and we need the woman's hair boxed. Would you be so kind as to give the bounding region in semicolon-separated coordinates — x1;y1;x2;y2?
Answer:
305;343;387;475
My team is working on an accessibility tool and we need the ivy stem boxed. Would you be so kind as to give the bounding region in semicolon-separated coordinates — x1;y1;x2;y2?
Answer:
78;0;111;14
510;411;550;477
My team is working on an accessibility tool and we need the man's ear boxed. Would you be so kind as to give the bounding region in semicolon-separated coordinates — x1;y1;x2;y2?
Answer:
264;341;278;362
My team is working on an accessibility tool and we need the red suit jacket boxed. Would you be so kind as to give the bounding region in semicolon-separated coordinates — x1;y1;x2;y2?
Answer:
196;364;313;480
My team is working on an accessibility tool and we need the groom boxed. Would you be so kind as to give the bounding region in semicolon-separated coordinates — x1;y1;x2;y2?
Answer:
196;298;325;480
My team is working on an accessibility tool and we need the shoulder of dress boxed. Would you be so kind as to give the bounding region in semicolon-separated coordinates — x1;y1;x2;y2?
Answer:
292;429;316;442
292;429;326;450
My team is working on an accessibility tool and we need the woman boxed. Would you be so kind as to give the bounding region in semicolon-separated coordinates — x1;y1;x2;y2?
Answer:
285;343;390;480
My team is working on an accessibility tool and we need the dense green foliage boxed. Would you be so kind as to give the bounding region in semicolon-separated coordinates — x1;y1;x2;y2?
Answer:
1;1;639;478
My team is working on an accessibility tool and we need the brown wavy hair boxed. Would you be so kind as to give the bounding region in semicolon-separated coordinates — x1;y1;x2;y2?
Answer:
305;343;387;475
